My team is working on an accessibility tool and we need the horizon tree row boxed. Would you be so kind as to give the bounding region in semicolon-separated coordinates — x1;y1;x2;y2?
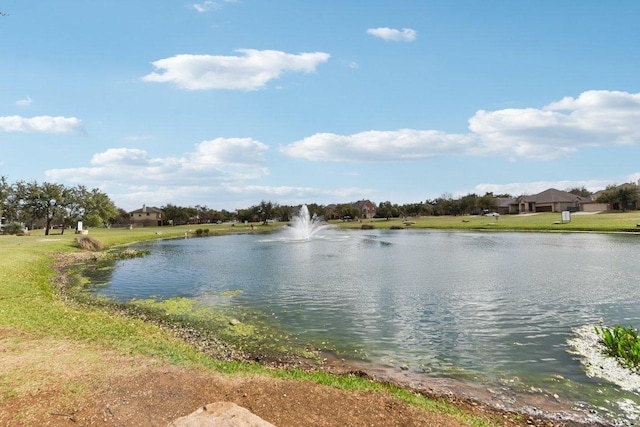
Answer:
3;176;637;234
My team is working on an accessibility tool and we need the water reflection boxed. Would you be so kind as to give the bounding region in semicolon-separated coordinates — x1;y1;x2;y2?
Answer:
90;229;640;423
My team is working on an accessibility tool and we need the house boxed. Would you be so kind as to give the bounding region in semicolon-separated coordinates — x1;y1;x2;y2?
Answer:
324;200;377;220
129;205;164;227
496;197;517;215
515;189;589;213
592;180;640;211
353;199;377;219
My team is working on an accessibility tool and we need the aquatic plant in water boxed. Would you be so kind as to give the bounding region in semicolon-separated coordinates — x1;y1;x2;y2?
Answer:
595;324;640;371
568;325;640;396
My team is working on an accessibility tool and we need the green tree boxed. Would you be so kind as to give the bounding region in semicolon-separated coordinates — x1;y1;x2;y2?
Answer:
334;203;359;220
278;205;293;222
459;193;478;215
305;203;325;219
596;184;640;211
25;181;66;235
8;181;29;225
617;186;639;211
236;207;257;223
432;194;459;216
84;188;118;227
376;201;398;220
0;176;10;221
111;208;131;225
476;193;498;213
567;186;592;198
162;204;190;225
257;200;278;225
212;209;233;223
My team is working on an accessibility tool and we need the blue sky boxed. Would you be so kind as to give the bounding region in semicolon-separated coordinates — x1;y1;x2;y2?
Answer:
1;1;639;211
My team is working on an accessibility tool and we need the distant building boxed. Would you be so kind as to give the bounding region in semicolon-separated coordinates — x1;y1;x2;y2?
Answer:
129;205;164;227
325;200;377;220
496;197;517;215
592;180;640;211
353;199;377;219
499;189;590;214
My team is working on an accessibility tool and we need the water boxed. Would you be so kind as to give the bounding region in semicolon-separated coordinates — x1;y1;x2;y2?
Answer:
90;227;640;424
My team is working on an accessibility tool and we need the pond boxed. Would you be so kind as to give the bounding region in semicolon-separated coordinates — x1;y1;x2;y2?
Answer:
89;227;640;424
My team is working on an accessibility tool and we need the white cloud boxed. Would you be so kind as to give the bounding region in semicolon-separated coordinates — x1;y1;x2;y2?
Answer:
44;138;375;211
190;137;267;167
46;138;269;187
192;1;221;12
15;96;32;107
191;0;237;12
281;129;473;162
282;90;640;162
367;27;417;42
125;134;153;142
468;108;581;160
0;115;83;134
469;90;640;159
142;49;330;91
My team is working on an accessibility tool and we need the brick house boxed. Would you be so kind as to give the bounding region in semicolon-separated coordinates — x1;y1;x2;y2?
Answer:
129;205;164;227
353;200;377;219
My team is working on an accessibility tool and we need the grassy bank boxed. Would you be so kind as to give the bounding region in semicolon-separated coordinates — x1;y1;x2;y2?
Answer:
0;225;505;427
332;211;640;232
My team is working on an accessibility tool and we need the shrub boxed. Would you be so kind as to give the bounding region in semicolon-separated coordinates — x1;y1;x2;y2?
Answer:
195;229;204;236
3;222;26;235
73;235;104;252
360;224;375;230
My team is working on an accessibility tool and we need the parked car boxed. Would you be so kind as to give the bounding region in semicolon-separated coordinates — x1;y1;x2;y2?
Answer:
484;212;500;217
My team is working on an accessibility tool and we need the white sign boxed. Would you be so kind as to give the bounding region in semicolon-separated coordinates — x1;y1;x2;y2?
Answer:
561;211;571;222
77;221;83;231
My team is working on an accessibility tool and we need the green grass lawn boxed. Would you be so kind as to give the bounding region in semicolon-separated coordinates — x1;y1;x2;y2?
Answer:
332;211;640;232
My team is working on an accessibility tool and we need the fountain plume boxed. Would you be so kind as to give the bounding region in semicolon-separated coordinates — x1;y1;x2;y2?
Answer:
286;205;329;241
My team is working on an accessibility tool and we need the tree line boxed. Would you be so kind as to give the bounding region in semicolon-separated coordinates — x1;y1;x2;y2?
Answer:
160;194;504;226
159;185;639;225
0;177;120;235
2;175;637;235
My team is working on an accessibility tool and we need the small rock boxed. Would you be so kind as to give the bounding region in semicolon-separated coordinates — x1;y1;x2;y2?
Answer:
229;319;241;326
167;402;275;427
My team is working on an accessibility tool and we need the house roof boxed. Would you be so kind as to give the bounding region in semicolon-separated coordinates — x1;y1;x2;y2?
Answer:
496;197;516;207
129;206;163;214
353;199;375;208
519;188;588;204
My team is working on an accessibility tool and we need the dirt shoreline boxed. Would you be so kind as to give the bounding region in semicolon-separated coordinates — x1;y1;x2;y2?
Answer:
43;251;614;427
